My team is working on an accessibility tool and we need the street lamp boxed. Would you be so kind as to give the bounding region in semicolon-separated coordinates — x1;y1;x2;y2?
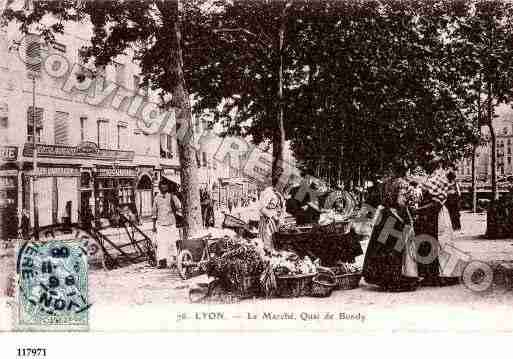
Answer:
28;70;39;240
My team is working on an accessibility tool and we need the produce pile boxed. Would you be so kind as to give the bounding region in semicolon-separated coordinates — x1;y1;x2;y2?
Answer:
268;250;317;276
204;237;265;291
319;190;358;224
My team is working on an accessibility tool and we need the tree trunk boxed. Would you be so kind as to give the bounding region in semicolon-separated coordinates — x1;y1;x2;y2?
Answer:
166;0;203;237
471;144;477;212
272;1;291;190
487;81;498;201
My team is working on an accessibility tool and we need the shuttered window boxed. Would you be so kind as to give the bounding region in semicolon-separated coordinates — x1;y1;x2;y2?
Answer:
25;35;41;74
160;133;173;158
27;106;43;143
54;111;69;145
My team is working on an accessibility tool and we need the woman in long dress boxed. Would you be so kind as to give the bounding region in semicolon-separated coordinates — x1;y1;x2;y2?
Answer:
362;171;419;292
415;168;460;286
258;185;286;249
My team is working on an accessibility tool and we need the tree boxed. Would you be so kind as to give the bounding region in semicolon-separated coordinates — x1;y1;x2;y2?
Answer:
449;0;513;201
287;1;479;184
5;0;205;236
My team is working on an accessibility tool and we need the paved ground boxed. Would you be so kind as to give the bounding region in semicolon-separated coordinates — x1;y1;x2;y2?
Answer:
2;211;513;332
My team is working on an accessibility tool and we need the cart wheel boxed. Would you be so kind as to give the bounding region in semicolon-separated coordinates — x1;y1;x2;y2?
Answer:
177;250;193;280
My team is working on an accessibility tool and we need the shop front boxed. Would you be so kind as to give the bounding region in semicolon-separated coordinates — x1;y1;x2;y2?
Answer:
24;165;80;228
94;166;137;225
21;142;136;227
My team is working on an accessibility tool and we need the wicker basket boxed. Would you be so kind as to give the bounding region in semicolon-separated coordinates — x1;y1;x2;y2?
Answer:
310;272;336;297
275;273;316;298
317;266;362;290
333;272;362;290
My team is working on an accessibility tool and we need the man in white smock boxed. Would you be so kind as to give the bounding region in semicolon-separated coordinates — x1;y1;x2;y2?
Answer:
152;181;182;269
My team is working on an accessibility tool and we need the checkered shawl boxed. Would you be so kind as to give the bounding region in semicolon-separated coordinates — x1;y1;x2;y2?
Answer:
421;171;449;204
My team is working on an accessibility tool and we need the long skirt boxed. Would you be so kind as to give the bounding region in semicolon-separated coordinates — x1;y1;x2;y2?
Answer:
258;216;278;249
446;194;461;230
362;207;418;290
414;204;441;280
153;224;179;263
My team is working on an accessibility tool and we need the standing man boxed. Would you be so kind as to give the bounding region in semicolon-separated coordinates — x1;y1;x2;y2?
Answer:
152;180;182;269
18;209;30;240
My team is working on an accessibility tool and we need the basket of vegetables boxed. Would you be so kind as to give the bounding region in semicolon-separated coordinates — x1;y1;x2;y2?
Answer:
269;250;317;297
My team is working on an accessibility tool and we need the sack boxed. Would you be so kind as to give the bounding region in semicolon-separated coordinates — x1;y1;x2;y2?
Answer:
170;194;185;228
402;224;418;278
438;205;453;247
402;208;418;278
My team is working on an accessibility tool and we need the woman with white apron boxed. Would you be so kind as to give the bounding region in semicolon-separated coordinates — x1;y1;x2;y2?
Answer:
258;185;285;250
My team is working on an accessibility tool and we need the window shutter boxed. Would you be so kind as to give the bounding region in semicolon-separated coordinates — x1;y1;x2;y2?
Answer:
25;35;41;74
54;111;69;145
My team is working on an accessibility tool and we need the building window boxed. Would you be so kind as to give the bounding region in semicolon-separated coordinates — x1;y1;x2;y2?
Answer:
0;103;7;143
97;119;109;148
80;116;87;142
117;123;128;149
202;151;207;167
27;106;43;143
54;111;69;145
160;133;173;159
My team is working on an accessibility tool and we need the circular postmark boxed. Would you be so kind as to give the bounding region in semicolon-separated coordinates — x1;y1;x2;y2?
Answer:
16;225;91;327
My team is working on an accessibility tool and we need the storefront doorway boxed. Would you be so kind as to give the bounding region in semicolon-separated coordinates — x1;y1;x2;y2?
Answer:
136;174;153;220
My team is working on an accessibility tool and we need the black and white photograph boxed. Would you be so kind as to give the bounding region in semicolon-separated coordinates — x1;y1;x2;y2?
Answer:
1;0;513;336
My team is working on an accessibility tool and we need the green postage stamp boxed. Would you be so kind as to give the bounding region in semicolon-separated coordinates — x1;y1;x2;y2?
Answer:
14;239;90;331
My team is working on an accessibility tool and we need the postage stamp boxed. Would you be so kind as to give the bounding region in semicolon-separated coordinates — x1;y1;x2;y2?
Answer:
14;239;90;331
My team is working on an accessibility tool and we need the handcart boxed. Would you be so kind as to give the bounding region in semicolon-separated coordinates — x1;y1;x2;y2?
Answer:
176;234;222;280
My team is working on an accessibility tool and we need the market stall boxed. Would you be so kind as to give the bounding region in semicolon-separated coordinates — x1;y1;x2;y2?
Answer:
188;190;364;301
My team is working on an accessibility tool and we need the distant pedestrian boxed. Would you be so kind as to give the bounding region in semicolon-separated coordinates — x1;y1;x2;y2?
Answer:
446;171;462;231
227;198;233;213
18;209;30;240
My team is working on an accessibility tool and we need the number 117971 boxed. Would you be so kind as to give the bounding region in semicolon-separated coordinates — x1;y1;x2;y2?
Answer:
17;348;47;357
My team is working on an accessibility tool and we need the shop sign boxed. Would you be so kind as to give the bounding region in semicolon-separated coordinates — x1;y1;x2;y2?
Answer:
0;170;17;177
27;167;80;177
96;167;137;178
0;146;17;161
163;168;180;177
23;143;135;162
